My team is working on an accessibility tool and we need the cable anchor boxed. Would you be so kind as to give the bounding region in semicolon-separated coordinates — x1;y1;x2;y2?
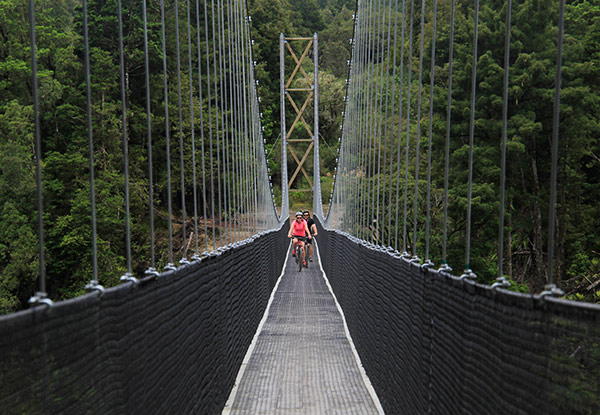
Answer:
539;284;564;299
85;280;105;295
120;272;139;284
28;291;53;307
491;276;510;290
145;267;160;278
460;269;477;281
421;259;434;270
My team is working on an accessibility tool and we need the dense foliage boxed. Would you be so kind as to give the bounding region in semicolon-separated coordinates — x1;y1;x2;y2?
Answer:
254;0;600;301
0;0;599;313
326;0;600;299
0;0;281;313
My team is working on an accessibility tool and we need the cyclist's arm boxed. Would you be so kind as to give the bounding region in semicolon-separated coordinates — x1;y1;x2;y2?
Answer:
288;221;293;238
305;222;311;238
311;223;318;237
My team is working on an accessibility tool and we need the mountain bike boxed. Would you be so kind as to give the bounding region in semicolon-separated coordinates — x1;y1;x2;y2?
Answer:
293;236;308;272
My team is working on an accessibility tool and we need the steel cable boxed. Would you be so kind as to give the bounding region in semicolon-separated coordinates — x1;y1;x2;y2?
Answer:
380;0;393;246
440;0;456;271
498;0;512;278
232;2;242;241
374;0;387;245
222;0;233;244
386;0;400;248
394;0;408;251
174;0;188;261
195;0;209;253
402;0;415;255
373;0;386;244
354;5;366;237
187;0;199;257
83;0;99;284
29;0;47;299
367;0;379;243
117;0;132;276
212;0;223;247
411;0;426;259
357;0;368;239
204;0;216;249
548;0;566;286
142;0;157;272
425;0;438;264
159;0;175;269
464;0;480;277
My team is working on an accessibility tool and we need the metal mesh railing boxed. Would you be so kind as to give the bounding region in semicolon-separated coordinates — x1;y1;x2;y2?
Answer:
1;0;289;412
1;224;289;414
19;0;284;305
316;220;600;414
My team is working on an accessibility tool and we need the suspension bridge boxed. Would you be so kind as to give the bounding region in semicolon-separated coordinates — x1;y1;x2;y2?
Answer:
1;0;599;414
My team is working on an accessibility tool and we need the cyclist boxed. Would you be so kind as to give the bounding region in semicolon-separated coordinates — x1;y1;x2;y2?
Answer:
303;210;317;262
288;211;311;267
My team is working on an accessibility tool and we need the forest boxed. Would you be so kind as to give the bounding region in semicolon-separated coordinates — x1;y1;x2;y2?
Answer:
0;0;599;314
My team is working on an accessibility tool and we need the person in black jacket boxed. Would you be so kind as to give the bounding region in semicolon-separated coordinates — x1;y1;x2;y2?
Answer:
303;210;317;262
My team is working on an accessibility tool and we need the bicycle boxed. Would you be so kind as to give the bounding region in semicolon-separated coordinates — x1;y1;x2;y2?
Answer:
292;236;308;271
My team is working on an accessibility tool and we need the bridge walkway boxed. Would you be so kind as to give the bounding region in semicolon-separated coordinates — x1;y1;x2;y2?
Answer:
223;242;384;415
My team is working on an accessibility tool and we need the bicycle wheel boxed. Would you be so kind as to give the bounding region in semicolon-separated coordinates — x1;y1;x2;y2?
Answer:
304;244;309;268
298;245;303;272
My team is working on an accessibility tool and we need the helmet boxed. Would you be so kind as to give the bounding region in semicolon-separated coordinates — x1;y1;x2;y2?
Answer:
295;211;303;217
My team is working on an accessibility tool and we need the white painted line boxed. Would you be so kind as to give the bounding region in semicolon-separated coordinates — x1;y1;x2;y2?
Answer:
222;240;292;415
314;240;386;415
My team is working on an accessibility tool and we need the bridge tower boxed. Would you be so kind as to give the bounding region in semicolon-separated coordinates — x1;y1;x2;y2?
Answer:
280;33;321;216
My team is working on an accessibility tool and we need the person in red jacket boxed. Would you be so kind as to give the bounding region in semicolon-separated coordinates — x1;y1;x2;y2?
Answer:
288;211;311;266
